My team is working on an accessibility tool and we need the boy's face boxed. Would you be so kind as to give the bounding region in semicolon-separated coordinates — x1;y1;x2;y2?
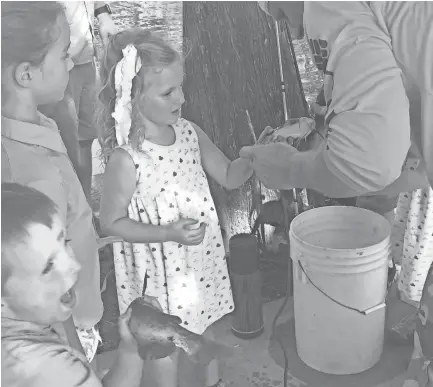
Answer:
32;13;74;105
2;215;81;326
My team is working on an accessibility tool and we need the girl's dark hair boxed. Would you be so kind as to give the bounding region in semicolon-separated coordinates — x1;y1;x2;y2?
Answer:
1;1;65;71
1;183;59;290
96;28;181;162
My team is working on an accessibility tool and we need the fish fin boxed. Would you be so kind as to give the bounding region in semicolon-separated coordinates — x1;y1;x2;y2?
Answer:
166;314;182;325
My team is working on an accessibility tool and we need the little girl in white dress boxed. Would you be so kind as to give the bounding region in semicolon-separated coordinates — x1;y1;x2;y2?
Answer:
98;29;255;387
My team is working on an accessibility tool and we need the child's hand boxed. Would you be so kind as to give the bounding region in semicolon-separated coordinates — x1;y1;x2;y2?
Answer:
167;218;207;246
117;309;139;354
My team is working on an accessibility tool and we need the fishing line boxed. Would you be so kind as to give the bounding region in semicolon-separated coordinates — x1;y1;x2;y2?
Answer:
269;17;319;386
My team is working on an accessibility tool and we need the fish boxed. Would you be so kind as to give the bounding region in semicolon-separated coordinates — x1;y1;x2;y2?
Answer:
128;297;233;363
258;117;316;146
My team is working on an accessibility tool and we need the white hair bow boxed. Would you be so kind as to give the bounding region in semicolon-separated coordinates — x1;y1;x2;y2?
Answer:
112;44;142;146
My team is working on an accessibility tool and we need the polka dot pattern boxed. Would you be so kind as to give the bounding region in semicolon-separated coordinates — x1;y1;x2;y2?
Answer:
112;118;234;335
391;186;433;304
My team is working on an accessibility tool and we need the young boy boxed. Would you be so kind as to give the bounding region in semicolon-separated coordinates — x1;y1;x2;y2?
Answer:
1;182;144;387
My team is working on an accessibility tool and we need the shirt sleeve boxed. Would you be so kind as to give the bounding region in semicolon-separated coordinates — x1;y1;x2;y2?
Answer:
30;350;102;387
2;339;102;387
376;1;433;189
62;2;91;61
289;24;412;197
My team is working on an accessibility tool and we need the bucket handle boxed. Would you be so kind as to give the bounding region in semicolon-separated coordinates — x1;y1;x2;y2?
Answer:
298;261;386;316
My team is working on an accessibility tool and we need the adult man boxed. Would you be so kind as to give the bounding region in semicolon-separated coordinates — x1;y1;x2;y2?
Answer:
248;3;432;386
40;2;117;202
245;2;432;197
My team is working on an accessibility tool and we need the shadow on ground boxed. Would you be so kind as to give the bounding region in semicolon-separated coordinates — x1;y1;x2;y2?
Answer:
268;318;413;387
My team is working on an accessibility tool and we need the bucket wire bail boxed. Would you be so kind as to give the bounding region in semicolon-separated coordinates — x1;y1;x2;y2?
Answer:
296;260;387;316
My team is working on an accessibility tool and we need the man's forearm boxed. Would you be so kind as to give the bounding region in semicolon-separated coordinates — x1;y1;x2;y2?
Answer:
285;143;429;199
364;166;429;197
284;148;366;198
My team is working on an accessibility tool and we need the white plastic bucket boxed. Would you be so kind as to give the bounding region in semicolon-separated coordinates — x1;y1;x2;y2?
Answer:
289;206;391;375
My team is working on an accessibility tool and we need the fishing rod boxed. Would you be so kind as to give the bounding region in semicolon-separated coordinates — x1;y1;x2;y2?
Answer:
271;19;312;387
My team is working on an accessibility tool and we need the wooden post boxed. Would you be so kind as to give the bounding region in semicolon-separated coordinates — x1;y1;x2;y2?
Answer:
182;2;307;249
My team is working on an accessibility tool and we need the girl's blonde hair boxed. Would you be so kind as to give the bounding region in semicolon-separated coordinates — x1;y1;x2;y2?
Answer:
97;28;181;161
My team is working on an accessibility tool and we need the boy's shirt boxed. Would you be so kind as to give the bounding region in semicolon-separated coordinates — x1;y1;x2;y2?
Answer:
1;315;101;387
1;113;103;329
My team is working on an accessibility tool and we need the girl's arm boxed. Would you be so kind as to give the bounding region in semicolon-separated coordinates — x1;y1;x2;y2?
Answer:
99;148;171;243
192;122;254;190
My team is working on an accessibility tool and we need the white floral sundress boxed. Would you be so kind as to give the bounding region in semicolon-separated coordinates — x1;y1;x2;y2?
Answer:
112;118;234;335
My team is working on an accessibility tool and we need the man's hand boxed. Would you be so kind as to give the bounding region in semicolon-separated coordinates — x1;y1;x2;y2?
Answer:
97;12;117;48
356;194;399;216
239;142;299;190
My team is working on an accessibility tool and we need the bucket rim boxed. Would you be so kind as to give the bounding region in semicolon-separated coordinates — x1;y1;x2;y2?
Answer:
289;206;391;253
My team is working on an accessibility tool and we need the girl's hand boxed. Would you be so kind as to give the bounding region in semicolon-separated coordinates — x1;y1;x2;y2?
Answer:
117;309;139;354
167;218;207;246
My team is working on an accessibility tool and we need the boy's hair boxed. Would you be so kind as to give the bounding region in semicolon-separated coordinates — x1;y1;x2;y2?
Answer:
1;1;65;72
1;183;59;292
97;28;181;162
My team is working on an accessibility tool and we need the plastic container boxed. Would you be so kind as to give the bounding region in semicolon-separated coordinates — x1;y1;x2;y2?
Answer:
229;234;264;339
289;206;391;375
